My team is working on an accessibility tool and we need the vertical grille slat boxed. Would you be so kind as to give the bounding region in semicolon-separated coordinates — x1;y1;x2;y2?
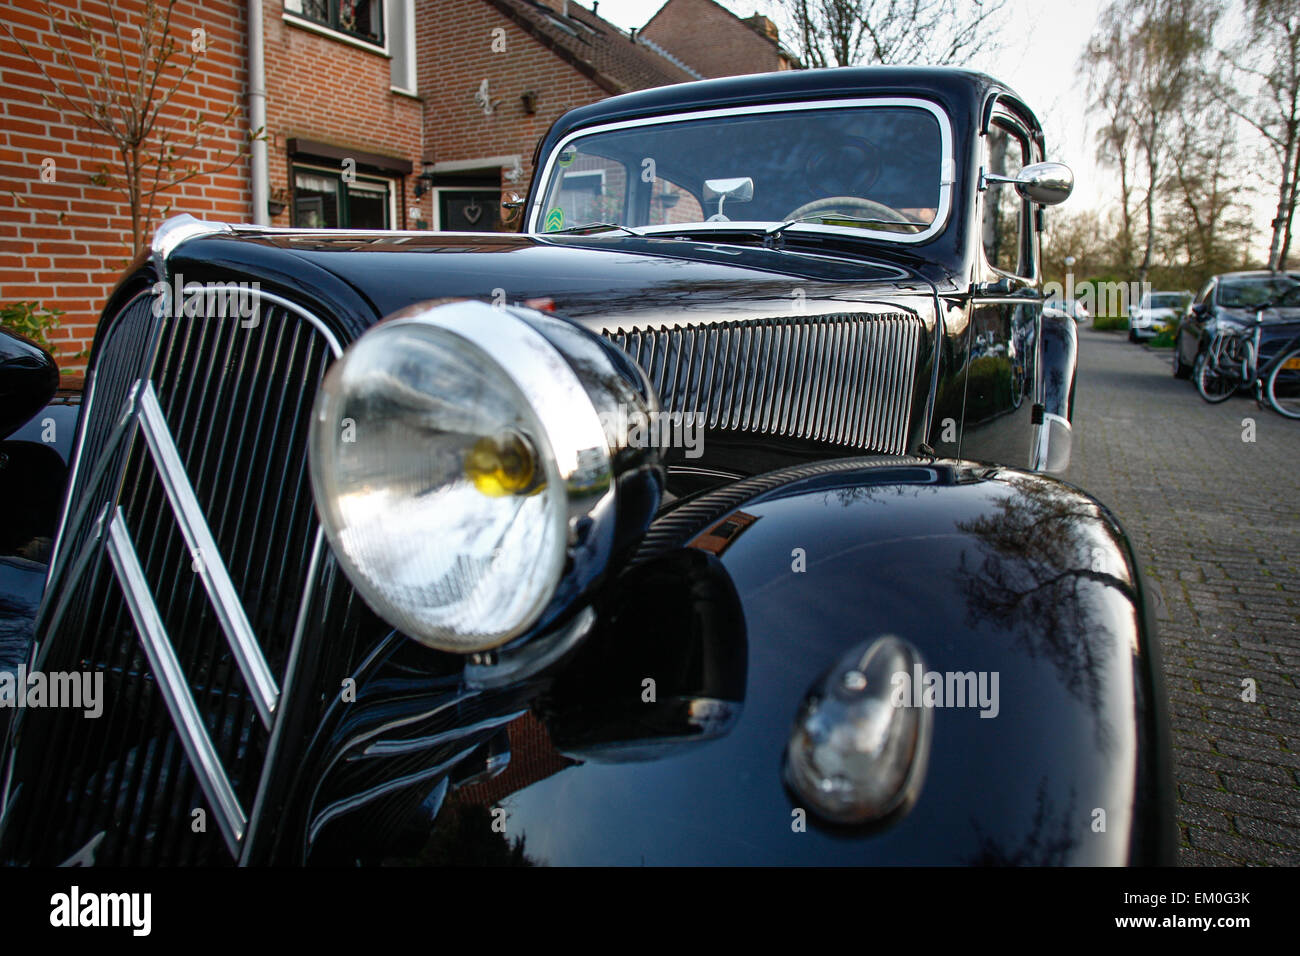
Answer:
5;287;340;865
603;311;923;456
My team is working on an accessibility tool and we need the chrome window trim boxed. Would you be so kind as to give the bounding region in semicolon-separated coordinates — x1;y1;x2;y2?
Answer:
528;97;957;245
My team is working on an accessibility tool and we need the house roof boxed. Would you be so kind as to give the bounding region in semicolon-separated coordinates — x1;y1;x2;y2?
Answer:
483;0;698;95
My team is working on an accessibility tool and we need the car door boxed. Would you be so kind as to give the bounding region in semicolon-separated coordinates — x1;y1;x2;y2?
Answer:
960;107;1041;467
1180;279;1214;366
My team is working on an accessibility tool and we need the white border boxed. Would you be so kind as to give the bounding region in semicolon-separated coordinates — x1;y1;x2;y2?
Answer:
527;97;956;245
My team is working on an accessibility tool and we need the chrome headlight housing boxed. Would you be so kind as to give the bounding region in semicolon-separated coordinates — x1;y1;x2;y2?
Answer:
309;299;661;654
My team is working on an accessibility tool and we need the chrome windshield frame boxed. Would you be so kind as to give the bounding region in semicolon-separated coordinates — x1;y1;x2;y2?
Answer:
528;97;957;246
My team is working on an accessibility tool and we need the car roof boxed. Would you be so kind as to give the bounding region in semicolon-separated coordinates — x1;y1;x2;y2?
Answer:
1215;271;1300;281
539;66;1036;147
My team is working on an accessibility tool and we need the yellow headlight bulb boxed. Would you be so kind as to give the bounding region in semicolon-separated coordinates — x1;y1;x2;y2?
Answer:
465;430;538;497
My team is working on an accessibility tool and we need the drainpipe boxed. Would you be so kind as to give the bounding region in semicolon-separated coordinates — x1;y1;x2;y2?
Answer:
248;0;269;225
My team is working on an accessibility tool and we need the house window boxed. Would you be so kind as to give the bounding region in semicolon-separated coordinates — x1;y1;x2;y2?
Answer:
284;0;384;48
293;166;393;228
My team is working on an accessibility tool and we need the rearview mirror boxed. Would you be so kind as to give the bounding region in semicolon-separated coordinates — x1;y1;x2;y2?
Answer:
703;177;753;220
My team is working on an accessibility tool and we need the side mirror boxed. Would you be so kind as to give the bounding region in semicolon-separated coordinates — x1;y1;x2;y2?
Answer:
1191;302;1208;317
984;162;1073;206
0;327;59;441
500;192;524;227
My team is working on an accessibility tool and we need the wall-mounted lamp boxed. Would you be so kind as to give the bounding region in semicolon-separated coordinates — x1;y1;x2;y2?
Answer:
521;90;538;115
413;160;436;198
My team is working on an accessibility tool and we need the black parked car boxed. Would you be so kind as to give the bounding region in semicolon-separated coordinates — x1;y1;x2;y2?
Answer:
0;67;1174;866
1171;270;1300;379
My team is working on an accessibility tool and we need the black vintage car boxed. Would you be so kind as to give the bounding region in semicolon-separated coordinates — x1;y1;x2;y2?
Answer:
0;67;1174;866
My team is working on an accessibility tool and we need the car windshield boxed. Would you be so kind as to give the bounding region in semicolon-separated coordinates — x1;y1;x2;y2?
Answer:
1218;277;1300;308
535;103;947;241
1146;293;1189;310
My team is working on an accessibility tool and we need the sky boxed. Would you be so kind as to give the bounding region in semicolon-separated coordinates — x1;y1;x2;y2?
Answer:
580;0;1274;260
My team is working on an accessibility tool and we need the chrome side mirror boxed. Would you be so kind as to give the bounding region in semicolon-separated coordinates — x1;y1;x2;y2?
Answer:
501;191;524;226
703;177;753;221
983;162;1073;206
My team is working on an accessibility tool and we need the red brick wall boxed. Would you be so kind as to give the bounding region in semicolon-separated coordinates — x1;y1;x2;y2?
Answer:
0;0;250;373
418;0;610;202
263;1;423;229
642;0;788;79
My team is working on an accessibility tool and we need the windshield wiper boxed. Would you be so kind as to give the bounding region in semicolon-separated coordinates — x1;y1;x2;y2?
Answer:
763;214;926;244
545;221;645;237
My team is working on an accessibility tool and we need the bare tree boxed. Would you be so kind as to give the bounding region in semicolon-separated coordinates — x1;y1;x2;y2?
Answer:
778;0;1006;69
1164;85;1255;282
1;0;260;256
1221;0;1300;271
1082;6;1139;274
1082;0;1219;284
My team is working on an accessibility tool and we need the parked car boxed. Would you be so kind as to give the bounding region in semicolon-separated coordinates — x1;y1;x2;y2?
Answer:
1045;297;1090;323
1128;290;1190;342
0;68;1174;866
1171;271;1300;378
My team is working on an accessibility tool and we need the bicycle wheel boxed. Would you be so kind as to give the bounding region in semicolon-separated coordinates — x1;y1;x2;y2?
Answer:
1265;345;1300;419
1194;348;1237;403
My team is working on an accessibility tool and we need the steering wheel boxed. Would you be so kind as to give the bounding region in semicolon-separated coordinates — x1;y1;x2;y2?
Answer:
783;195;914;225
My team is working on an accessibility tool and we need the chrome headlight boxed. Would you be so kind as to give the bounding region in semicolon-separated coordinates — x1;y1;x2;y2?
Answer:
309;300;661;654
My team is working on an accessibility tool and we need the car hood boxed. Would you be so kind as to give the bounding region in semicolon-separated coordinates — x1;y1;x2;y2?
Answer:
207;230;942;331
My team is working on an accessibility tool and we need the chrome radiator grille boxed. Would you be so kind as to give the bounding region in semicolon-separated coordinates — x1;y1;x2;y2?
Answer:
1;288;337;865
604;312;924;455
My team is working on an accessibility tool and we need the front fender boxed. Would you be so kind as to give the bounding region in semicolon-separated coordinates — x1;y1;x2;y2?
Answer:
341;459;1173;866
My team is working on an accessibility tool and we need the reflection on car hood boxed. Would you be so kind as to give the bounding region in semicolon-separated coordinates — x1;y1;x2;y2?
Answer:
239;230;934;325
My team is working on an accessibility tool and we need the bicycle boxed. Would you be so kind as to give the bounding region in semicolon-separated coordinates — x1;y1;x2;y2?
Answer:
1194;309;1300;419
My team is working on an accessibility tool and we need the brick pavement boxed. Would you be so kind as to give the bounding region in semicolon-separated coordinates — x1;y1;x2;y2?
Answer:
1064;328;1300;865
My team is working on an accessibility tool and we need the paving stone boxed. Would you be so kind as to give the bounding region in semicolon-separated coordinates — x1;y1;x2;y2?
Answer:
1065;330;1300;867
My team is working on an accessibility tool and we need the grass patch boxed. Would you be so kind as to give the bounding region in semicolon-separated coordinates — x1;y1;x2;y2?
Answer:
1093;314;1129;332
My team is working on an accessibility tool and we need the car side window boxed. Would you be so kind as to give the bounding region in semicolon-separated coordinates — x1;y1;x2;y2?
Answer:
548;154;628;229
982;120;1032;278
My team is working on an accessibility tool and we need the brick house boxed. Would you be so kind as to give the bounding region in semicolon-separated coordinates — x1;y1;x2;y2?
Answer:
0;0;791;371
0;0;425;370
415;0;699;232
641;0;796;79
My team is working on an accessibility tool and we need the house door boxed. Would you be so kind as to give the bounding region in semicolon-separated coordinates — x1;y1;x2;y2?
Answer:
438;189;501;232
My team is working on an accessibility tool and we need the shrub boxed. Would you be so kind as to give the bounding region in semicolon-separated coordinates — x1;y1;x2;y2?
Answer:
1149;325;1176;348
1092;314;1129;331
0;300;64;354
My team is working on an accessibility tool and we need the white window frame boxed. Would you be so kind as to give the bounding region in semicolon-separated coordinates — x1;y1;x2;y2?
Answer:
387;0;417;95
282;0;390;57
